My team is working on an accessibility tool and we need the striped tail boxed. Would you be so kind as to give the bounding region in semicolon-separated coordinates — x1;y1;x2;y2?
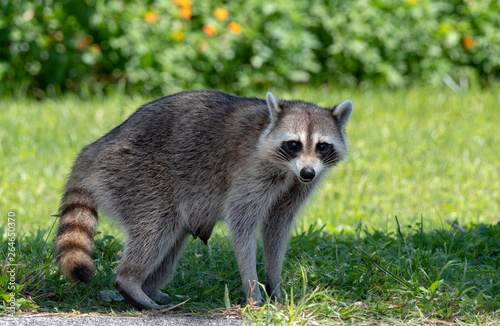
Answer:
55;187;98;283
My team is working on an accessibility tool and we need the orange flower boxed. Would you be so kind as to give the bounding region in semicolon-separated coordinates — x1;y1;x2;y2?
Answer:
213;8;228;21
145;12;156;24
463;36;475;50
180;7;192;20
203;24;217;37
76;38;88;51
173;30;184;42
174;0;191;7
90;43;101;55
227;22;242;35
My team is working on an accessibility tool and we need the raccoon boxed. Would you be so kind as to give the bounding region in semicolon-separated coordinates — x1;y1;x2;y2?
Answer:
55;90;353;310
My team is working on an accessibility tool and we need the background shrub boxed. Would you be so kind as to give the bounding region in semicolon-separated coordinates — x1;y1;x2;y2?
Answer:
1;0;499;98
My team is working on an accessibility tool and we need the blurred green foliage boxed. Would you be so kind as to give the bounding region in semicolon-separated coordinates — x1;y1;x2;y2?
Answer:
1;0;499;98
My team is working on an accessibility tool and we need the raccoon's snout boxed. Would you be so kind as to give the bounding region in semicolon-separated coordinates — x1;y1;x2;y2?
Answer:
299;168;316;182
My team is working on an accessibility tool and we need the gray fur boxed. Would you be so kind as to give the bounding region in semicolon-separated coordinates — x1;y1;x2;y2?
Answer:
266;92;281;122
332;100;353;129
56;90;353;310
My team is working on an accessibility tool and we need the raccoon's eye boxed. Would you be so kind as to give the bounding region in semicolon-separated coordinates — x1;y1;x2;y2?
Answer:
287;141;302;151
317;143;330;152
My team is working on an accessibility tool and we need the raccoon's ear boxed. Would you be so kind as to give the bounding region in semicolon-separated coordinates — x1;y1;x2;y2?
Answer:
266;92;281;122
332;100;353;129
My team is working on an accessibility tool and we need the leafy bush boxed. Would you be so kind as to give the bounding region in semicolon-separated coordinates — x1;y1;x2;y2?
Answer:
313;0;500;87
0;0;499;98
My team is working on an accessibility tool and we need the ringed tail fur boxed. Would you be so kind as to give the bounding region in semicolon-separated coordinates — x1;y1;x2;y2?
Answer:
55;187;98;283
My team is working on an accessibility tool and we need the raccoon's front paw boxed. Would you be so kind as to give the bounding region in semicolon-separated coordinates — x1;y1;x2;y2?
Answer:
265;283;281;301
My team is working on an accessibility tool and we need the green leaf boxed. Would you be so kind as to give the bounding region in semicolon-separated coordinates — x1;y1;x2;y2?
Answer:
429;280;441;292
224;283;231;310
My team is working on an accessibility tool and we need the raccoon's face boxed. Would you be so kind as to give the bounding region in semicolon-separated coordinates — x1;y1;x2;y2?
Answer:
274;133;343;183
259;93;353;184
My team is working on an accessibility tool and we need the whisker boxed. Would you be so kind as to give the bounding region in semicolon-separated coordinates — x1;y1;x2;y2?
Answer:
323;150;340;165
274;148;292;162
275;153;290;162
324;154;339;163
280;148;293;160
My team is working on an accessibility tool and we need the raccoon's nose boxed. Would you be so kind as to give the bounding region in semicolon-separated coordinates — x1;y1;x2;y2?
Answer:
300;168;316;181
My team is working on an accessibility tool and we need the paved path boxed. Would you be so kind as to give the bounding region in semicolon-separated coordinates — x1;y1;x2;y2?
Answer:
0;316;244;326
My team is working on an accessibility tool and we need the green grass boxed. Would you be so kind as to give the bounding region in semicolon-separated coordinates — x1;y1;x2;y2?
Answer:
1;87;500;324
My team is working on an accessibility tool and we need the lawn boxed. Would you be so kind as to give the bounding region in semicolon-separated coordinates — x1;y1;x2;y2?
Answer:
1;86;499;324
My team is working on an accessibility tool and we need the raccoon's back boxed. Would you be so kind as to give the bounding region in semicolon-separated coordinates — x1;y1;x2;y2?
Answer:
89;91;271;209
101;91;268;148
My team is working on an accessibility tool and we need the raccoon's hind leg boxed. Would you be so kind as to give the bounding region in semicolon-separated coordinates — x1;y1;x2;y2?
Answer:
115;224;179;310
141;233;188;305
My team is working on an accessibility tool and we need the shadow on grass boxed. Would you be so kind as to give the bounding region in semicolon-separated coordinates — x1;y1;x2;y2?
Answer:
1;218;499;322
